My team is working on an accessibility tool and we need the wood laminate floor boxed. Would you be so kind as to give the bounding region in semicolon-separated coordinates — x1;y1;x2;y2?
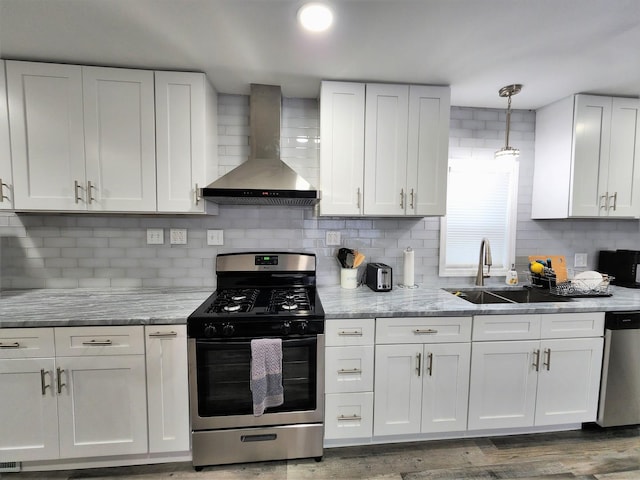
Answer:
3;425;640;480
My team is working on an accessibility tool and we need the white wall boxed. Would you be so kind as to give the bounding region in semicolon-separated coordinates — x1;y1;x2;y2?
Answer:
1;95;639;290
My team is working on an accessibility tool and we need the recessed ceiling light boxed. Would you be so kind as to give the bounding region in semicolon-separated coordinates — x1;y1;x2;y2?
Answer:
297;3;333;32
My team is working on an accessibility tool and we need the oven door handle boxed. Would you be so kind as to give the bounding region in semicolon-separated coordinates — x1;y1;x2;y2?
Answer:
196;336;318;348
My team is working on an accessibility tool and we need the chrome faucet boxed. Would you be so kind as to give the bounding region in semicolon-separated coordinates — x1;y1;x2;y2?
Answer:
475;237;493;286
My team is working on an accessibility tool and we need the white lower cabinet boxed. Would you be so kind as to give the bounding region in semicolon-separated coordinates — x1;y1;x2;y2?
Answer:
373;317;472;437
468;313;604;430
0;325;190;464
324;318;375;442
145;325;190;453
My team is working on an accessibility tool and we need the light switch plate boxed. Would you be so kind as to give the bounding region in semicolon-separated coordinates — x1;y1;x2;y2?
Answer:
574;253;588;268
170;228;187;245
207;229;224;246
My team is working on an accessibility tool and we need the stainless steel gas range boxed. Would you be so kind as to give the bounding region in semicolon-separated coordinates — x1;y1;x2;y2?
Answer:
187;252;325;469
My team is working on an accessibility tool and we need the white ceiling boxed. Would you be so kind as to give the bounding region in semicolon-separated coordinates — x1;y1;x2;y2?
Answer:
1;0;639;109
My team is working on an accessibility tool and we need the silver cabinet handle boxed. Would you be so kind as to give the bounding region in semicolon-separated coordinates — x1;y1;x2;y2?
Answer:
338;368;362;375
543;348;551;371
416;352;422;376
410;188;415;210
413;329;438;335
338;329;363;336
87;181;95;204
356;187;361;210
74;180;84;204
426;352;433;376
609;192;617;211
195;183;201;206
533;349;540;372
82;339;113;346
400;188;405;209
148;331;178;338
0;342;20;349
0;178;9;203
56;367;66;394
41;369;51;395
338;414;362;421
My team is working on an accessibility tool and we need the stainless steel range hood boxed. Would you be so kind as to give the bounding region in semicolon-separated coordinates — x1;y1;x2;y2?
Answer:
201;84;320;206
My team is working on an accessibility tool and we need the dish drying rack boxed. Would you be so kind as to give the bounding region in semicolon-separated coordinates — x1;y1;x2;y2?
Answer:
524;272;613;297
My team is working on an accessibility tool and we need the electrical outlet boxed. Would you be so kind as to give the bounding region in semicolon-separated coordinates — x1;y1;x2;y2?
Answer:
207;229;224;246
574;253;588;268
170;228;187;245
146;228;164;245
326;231;341;246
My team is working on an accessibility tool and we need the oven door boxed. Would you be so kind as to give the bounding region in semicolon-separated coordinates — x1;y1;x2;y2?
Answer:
189;334;324;430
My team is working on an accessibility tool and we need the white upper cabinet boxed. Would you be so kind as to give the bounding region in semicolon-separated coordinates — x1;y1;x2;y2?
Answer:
319;81;450;217
82;66;156;212
532;94;640;219
0;60;13;210
319;81;365;216
8;61;87;211
155;71;218;213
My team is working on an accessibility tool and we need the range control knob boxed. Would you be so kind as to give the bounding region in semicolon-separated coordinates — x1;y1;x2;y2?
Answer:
222;323;235;337
280;321;291;335
297;320;309;334
203;324;217;338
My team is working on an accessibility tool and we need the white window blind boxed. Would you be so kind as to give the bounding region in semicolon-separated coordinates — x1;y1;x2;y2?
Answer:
439;157;519;277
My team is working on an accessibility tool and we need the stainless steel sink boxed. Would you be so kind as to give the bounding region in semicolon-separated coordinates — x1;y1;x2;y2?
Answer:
445;287;571;304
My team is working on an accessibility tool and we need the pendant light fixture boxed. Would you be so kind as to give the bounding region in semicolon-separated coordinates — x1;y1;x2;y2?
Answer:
495;84;523;158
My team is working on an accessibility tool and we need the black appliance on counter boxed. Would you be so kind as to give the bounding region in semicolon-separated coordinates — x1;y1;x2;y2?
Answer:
598;249;640;288
187;252;325;469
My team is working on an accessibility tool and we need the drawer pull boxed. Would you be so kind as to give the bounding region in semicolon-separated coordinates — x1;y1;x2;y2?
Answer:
82;339;113;346
338;330;363;336
148;331;178;338
40;369;51;395
0;342;20;349
413;329;438;335
56;367;66;394
338;414;362;421
338;368;362;375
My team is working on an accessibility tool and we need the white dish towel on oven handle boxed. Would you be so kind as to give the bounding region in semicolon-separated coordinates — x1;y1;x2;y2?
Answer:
250;338;284;416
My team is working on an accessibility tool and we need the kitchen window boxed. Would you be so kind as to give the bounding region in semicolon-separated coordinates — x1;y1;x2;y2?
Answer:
439;157;519;277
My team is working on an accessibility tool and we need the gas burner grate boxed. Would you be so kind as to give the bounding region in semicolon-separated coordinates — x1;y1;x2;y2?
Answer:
268;288;311;313
206;288;259;314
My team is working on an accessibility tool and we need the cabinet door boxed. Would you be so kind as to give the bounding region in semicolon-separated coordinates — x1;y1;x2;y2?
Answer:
319;81;365;216
373;344;422;436
363;84;409;215
421;343;470;433
468;341;538;430
0;60;12;209
0;358;59;462
407;85;450;216
7;61;86;211
535;337;603;426
607;97;640;217
156;71;217;213
145;326;190;453
571;95;612;217
57;355;148;458
83;66;156;212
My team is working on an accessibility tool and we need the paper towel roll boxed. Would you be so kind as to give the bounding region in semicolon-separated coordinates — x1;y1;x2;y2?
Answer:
403;247;415;287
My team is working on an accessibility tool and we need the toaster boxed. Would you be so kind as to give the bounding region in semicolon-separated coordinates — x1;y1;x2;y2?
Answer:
366;263;393;292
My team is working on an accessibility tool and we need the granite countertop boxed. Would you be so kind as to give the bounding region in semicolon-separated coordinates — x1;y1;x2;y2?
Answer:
2;284;640;328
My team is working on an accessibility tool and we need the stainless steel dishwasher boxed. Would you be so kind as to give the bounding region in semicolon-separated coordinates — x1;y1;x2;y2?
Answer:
597;311;640;427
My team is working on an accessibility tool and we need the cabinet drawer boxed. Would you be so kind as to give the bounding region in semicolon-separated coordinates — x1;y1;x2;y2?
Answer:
473;314;541;341
0;328;55;358
54;326;144;356
325;318;375;346
324;392;374;440
376;317;472;344
325;345;374;393
540;312;604;338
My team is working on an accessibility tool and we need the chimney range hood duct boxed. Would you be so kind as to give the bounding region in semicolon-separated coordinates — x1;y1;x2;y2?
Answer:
201;84;320;206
